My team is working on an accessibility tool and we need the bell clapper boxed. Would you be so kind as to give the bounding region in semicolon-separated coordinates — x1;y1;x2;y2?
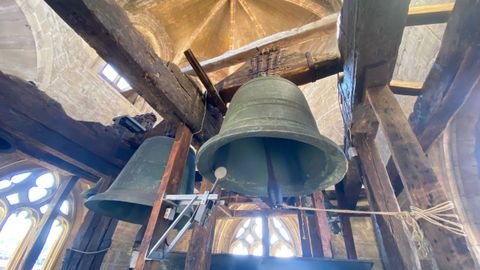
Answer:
264;139;283;208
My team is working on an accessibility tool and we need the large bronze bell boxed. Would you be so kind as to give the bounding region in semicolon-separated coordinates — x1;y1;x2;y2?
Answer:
85;136;195;224
196;76;347;198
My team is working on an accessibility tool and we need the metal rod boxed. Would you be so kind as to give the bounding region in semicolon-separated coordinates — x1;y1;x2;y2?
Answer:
147;195;198;258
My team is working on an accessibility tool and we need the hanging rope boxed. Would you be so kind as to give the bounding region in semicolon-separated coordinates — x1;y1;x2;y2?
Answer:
283;201;466;258
69;247;110;255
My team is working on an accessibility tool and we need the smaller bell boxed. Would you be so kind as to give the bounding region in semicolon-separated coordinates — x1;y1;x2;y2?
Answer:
85;136;196;224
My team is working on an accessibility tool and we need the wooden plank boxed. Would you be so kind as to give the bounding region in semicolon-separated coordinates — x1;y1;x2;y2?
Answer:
44;0;220;142
387;0;480;196
185;208;224;270
184;49;227;114
389;80;423;96
136;124;192;270
181;14;338;75
355;134;421;270
311;192;332;258
338;0;411;145
406;3;454;26
217;50;341;102
334;182;357;260
61;177;117;270
367;85;477;269
20;176;79;269
409;0;480;136
0;72;134;181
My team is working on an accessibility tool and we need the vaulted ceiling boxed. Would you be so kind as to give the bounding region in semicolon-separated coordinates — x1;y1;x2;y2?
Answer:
118;0;340;66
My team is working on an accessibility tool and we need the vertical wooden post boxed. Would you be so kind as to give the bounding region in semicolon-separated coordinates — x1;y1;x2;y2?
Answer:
311;192;332;258
62;177;117;270
20;176;79;269
334;182;357;259
135;124;192;270
355;134;421;270
367;85;477;269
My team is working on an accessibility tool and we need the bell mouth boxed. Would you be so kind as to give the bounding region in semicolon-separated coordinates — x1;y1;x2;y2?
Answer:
196;128;347;197
85;190;154;224
0;130;16;153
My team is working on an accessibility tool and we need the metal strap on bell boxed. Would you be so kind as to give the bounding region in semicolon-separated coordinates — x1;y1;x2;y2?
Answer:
85;136;196;224
196;76;347;199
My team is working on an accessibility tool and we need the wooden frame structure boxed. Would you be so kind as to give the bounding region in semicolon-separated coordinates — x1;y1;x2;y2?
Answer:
0;0;478;269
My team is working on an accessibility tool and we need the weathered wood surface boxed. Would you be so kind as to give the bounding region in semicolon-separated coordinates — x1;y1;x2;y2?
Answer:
181;14;338;75
44;0;221;142
217;49;341;102
406;3;454;26
338;0;410;144
62;177;118;270
387;0;480;195
367;85;477;269
409;0;480;137
311;192;332;258
136;124;192;270
20;176;79;269
389;80;423;96
355;134;421;270
0;72;134;181
184;49;227;114
334;182;357;260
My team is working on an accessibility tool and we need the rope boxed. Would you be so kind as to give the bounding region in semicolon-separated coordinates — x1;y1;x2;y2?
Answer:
193;92;208;135
69;248;109;255
283;201;466;258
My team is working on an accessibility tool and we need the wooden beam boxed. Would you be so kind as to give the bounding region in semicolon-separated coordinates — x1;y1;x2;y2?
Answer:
20;176;79;269
44;0;220;142
355;135;421;270
387;0;480;196
410;0;480;138
389;80;423;96
181;14;338;75
136;124;192;270
311;192;332;258
217;50;341;102
185;208;223;270
367;85;477;269
334;182;357;260
0;72;134;181
184;49;227;114
338;0;411;144
406;3;454;26
62;177;118;270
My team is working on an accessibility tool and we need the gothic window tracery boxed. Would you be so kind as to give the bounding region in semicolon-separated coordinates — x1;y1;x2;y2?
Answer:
229;216;298;257
0;168;73;270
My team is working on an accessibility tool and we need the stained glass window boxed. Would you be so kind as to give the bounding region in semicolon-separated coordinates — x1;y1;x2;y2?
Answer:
229;217;297;257
0;168;73;270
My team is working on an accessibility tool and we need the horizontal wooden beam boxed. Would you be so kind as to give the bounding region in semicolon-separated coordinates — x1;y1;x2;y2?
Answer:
389;80;423;96
0;72;134;181
181;13;338;75
45;0;221;142
406;3;454;26
217;50;341;102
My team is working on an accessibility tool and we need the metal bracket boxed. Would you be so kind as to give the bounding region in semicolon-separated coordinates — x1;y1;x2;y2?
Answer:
145;167;227;260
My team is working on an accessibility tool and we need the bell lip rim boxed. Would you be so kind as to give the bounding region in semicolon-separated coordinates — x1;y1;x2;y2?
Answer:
84;192;153;224
196;128;348;194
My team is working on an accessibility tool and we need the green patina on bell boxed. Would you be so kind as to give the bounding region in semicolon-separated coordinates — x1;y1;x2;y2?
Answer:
196;76;347;197
85;136;195;224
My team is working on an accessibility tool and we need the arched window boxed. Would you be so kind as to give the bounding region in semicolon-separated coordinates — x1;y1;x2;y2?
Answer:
0;168;74;269
229;216;299;257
